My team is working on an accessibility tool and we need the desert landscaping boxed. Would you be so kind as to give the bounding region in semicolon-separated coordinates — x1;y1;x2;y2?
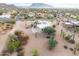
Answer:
0;3;79;56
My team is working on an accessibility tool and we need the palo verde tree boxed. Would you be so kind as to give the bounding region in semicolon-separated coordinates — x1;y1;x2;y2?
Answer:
42;27;56;37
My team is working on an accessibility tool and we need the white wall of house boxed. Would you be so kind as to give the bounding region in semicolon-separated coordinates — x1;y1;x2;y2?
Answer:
32;20;52;33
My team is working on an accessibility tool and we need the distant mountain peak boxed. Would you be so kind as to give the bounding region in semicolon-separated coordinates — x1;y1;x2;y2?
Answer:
30;3;53;8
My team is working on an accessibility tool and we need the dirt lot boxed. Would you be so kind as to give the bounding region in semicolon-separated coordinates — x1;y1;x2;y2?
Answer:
0;20;79;56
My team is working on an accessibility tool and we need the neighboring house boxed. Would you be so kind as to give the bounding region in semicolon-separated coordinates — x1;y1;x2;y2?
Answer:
0;13;11;21
32;20;52;33
63;19;79;27
0;13;11;19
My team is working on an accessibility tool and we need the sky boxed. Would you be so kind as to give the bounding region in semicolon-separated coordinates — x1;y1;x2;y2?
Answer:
2;0;79;8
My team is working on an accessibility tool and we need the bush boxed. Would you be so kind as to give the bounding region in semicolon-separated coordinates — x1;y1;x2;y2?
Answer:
15;30;29;40
53;25;56;28
11;15;16;19
7;35;21;53
24;16;28;19
64;34;75;44
48;38;57;50
17;50;24;56
32;48;39;56
65;35;71;41
7;19;16;24
0;12;3;15
14;30;22;36
6;24;13;29
16;46;23;52
47;16;53;19
69;48;73;51
22;35;29;41
36;16;42;19
11;10;18;16
69;40;75;44
14;30;29;45
42;27;56;35
61;31;66;38
0;9;3;15
64;45;68;49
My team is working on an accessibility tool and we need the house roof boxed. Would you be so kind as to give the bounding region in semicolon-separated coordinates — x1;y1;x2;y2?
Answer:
36;20;52;29
32;20;52;33
64;19;79;26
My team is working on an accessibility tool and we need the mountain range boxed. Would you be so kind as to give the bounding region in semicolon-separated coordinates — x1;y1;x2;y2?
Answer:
29;3;53;8
0;3;53;8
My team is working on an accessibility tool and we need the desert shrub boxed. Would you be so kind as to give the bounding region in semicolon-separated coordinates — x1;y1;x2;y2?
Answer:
0;12;3;15
11;10;18;16
24;16;29;19
0;9;3;15
14;30;29;40
48;38;57;50
64;45;68;49
6;31;29;54
65;34;71;40
16;46;23;52
22;35;29;41
47;16;53;19
32;48;39;56
14;30;22;36
10;20;16;24
11;15;16;19
7;35;21;53
69;40;75;44
6;19;16;24
64;34;75;44
69;48;73;51
53;25;56;28
14;30;29;45
36;16;42;19
46;35;50;39
0;22;4;25
42;27;56;36
6;23;13;29
61;31;66;38
17;50;24;56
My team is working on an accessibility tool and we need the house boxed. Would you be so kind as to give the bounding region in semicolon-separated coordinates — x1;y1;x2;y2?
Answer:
32;20;52;33
0;13;11;22
63;19;79;27
0;13;11;19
